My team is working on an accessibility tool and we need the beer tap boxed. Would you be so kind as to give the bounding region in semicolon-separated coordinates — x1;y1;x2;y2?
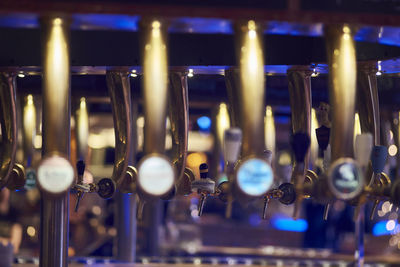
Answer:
223;20;273;210
324;24;360;204
21;94;37;190
136;19;175;218
72;96;117;211
217;127;242;218
73;160;116;211
0;73;25;190
290;132;311;219
167;71;195;198
368;145;389;219
191;163;215;216
106;71;134;195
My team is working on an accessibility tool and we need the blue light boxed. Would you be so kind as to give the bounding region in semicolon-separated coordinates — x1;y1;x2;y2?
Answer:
197;116;211;131
372;220;398;236
271;215;308;232
249;213;262;226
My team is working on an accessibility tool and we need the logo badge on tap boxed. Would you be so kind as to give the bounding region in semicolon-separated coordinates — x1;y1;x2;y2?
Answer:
328;158;363;200
236;158;273;197
138;155;175;196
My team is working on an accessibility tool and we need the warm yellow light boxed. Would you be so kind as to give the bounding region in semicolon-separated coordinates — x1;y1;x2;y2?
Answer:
137;116;145;128
216;103;230;151
54;18;62;26
187;152;207;168
248;20;256;31
187;152;207;178
92;205;101;216
34;135;42;149
27;94;33;105
188;69;194;78
264;106;275;155
79;97;86;109
152;20;161;29
27;226;36;237
343;26;350;34
354;113;361;146
389;144;398;156
278;151;292;166
310;108;319;166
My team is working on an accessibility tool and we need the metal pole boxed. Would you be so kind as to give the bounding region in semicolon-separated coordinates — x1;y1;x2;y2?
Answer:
116;79;138;262
39;15;71;267
116;192;137;261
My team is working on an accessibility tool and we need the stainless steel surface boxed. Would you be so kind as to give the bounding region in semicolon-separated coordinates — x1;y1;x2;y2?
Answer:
0;73;18;189
169;71;191;192
74;97;89;161
140;18;168;155
39;15;71;267
106;71;132;189
232;20;266;157
325;24;357;161
115;192;137;262
357;62;381;145
22;94;36;167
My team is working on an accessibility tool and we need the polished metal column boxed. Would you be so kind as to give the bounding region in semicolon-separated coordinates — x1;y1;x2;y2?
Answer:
357;62;380;145
169;72;189;186
40;16;71;267
287;67;312;219
325;24;357;161
287;67;312;176
224;20;273;201
0;73;18;189
22;94;36;167
233;20;266;157
106;71;132;189
115;75;137;262
74;97;89;161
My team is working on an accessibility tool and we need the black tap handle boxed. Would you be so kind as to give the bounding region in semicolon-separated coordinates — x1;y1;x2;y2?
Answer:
291;132;311;163
199;163;208;179
76;160;85;177
316;125;330;152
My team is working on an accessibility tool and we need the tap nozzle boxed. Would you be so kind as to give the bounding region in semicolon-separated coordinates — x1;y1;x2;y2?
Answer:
191;163;215;216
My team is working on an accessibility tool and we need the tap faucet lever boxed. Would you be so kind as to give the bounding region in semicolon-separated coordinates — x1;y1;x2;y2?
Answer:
290;132;311;219
191;163;215;216
74;160;87;212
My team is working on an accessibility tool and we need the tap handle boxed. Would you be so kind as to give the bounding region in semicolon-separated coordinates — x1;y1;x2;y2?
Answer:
199;163;208;179
74;191;84;212
354;133;373;168
371;146;388;174
76;160;85;177
223;128;242;164
198;193;207;216
316;126;330;153
291;132;310;163
262;197;270;220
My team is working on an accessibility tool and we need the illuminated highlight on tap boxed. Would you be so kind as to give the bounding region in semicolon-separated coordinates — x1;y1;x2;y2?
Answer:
264;106;275;155
216;103;231;152
354;112;361;146
310;108;319;166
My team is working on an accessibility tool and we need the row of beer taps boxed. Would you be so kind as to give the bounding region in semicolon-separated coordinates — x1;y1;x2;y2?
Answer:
0;18;398;232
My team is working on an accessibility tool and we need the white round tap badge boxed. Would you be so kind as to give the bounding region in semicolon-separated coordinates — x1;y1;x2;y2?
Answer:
138;155;175;196
37;155;74;194
328;158;363;200
236;158;273;196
